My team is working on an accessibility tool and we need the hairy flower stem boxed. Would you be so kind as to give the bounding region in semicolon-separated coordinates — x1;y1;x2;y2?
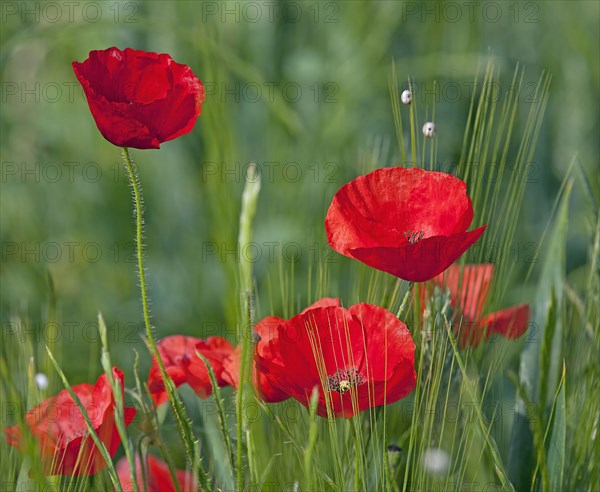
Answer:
121;148;162;369
121;148;207;490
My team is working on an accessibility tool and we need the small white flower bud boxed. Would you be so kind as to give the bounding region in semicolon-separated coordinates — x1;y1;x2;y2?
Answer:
422;122;435;138
401;89;412;105
35;373;49;390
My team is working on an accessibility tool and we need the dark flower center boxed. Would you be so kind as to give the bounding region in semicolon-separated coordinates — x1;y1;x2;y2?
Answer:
327;368;365;394
403;229;425;244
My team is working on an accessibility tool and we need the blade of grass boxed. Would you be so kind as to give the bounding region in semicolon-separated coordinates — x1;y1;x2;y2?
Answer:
508;178;572;489
236;162;261;491
303;387;320;491
97;313;140;492
546;363;566;491
196;350;235;482
442;316;514;491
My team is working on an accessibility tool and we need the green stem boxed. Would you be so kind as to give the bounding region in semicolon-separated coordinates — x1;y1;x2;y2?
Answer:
304;387;319;490
236;163;261;491
351;419;361;492
98;313;139;492
122;148;154;347
121;148;208;490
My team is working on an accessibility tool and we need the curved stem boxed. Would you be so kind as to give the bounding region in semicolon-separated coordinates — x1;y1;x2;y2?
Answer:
121;148;208;490
122;147;155;347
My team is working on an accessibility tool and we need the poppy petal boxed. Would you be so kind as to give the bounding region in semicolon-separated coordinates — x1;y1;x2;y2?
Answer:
350;226;487;282
326;167;486;282
117;454;198;492
3;368;135;476
481;304;531;341
255;301;417;418
148;335;234;405
434;263;494;321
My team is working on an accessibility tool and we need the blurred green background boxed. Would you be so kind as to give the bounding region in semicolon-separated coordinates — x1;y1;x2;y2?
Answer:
1;0;598;381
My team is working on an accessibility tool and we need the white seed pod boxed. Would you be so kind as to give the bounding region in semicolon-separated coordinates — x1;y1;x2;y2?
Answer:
35;373;49;390
401;89;412;105
422;122;435;138
421;448;450;476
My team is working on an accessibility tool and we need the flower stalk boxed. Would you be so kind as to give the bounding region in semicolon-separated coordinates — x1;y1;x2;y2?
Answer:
121;147;209;490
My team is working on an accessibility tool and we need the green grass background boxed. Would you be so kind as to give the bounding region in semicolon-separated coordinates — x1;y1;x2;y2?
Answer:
1;1;599;490
2;0;597;377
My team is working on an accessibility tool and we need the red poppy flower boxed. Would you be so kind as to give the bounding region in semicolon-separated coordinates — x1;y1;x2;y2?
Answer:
4;368;136;476
325;167;486;282
254;301;416;418
116;454;198;492
148;336;234;406
72;47;204;149
222;298;341;403
427;263;530;346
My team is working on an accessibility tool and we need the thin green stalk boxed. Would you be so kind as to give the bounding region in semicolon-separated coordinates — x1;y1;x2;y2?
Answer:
121;147;208;490
98;313;139;492
402;329;427;492
196;350;235;479
396;283;414;319
236;163;261;491
442;316;514;491
121;148;153;347
389;59;406;164
304;387;320;490
351;419;361;492
408;78;418;166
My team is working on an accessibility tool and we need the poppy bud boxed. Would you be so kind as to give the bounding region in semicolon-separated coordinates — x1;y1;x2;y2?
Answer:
401;89;412;105
422;122;436;138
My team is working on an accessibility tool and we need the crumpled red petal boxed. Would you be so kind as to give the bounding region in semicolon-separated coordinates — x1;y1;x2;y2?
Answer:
148;335;234;406
117;454;198;492
480;304;531;341
4;368;135;476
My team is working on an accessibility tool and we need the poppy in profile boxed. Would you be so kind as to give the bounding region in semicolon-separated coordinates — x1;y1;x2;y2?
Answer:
73;47;204;149
4;368;136;476
222;298;341;403
325;167;486;282
427;263;530;346
255;300;416;418
116;454;198;492
148;336;234;405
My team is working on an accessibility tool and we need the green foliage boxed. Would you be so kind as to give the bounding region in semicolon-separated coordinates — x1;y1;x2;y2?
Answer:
1;2;599;491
